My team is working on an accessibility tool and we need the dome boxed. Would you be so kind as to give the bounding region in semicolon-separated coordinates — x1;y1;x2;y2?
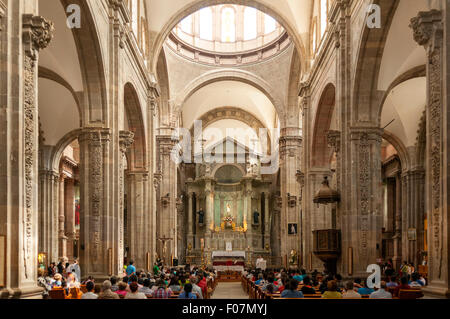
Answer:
166;5;291;66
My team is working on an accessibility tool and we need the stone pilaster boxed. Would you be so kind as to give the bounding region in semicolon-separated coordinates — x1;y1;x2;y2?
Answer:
38;169;59;265
0;9;53;298
410;9;450;297
58;175;67;260
187;192;194;249
156;132;178;265
78;128;112;279
64;177;76;261
119;131;134;273
342;128;383;277
279;128;302;267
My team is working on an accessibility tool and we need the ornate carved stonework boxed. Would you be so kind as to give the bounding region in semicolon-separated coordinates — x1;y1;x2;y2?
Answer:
410;10;443;277
22;14;53;279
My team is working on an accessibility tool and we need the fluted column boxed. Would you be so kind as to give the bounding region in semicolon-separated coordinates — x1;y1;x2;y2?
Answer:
393;173;402;269
187;192;194;248
411;9;450;297
64;177;76;261
38;169;59;265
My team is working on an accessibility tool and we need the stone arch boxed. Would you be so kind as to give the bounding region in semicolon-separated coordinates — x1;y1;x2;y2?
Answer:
382;130;411;172
286;48;302;127
50;129;83;172
377;65;426;122
60;0;108;126
211;163;246;178
352;0;400;124
124;83;147;170
311;83;335;168
38;66;82;122
156;50;170;127
149;0;307;77
174;69;285;124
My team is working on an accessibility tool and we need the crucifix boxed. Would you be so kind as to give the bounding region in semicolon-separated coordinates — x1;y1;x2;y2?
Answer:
157;237;173;265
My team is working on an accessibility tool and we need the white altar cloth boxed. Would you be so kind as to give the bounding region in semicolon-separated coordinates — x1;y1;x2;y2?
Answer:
212;251;246;259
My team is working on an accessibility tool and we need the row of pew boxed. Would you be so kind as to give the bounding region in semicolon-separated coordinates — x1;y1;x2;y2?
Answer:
241;275;424;300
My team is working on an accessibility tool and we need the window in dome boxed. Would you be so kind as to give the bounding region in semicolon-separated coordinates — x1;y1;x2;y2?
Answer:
221;7;236;42
243;7;257;40
131;0;139;36
180;15;192;34
199;7;213;40
320;0;328;38
264;14;276;34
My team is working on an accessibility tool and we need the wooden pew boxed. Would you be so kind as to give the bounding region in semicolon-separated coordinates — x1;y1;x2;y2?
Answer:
398;289;423;299
49;288;69;300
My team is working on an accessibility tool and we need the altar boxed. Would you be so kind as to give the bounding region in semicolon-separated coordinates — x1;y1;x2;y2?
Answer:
212;251;246;272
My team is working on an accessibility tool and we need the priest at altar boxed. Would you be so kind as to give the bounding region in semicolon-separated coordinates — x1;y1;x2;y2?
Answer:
256;256;267;271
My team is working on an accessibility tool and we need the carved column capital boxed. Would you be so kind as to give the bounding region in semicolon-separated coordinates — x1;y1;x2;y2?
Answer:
410;10;443;50
119;130;135;154
327;130;341;154
23;14;54;60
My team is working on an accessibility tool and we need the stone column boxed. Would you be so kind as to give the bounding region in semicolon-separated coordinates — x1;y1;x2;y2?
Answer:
0;6;53;298
264;192;270;251
119;131;134;273
38;169;59;264
187;192;194;249
64;177;76;261
411;9;450;297
204;178;214;251
393;173;402;270
279;128;302;268
78;128;112;279
243;177;253;248
156;132;178;265
126;170;152;272
58;175;67;259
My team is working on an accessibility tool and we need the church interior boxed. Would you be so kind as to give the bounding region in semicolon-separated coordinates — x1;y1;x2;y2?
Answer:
1;0;450;300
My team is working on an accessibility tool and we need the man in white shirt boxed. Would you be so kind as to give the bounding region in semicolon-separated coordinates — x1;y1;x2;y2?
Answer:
342;281;362;299
370;281;393;299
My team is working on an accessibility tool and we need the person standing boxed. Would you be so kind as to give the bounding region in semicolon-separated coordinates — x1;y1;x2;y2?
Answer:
126;260;136;277
68;259;81;282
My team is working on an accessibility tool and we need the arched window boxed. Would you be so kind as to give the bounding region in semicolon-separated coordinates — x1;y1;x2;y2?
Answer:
199;7;213;40
243;7;257;40
264;14;276;34
180;15;192;34
320;0;328;38
221;6;236;42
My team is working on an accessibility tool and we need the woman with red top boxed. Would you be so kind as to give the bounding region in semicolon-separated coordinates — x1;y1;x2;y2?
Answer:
115;282;128;298
393;276;411;297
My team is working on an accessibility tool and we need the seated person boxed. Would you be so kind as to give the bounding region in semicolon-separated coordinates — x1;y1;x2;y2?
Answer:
322;280;342;299
369;281;392;299
300;276;316;295
409;272;425;288
357;280;374;295
342;281;361;299
353;278;363;290
394;276;411;297
98;280;119;299
115;281;128;298
139;278;153;296
81;281;98;299
125;282;147;299
386;276;399;288
179;283;197;299
281;279;304;299
168;277;181;292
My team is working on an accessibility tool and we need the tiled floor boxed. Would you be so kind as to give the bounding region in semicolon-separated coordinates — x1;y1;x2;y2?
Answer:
211;282;249;299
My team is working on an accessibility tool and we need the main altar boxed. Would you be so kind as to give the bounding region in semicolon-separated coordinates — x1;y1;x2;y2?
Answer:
183;138;274;267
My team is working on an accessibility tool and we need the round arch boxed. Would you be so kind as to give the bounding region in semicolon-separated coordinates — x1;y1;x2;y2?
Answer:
211;163;246;178
149;0;307;77
382;130;411;172
174;69;285;123
311;83;336;168
50;129;83;172
124;83;147;170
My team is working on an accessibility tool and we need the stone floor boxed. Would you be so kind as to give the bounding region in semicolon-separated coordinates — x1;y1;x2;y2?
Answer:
211;282;249;299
